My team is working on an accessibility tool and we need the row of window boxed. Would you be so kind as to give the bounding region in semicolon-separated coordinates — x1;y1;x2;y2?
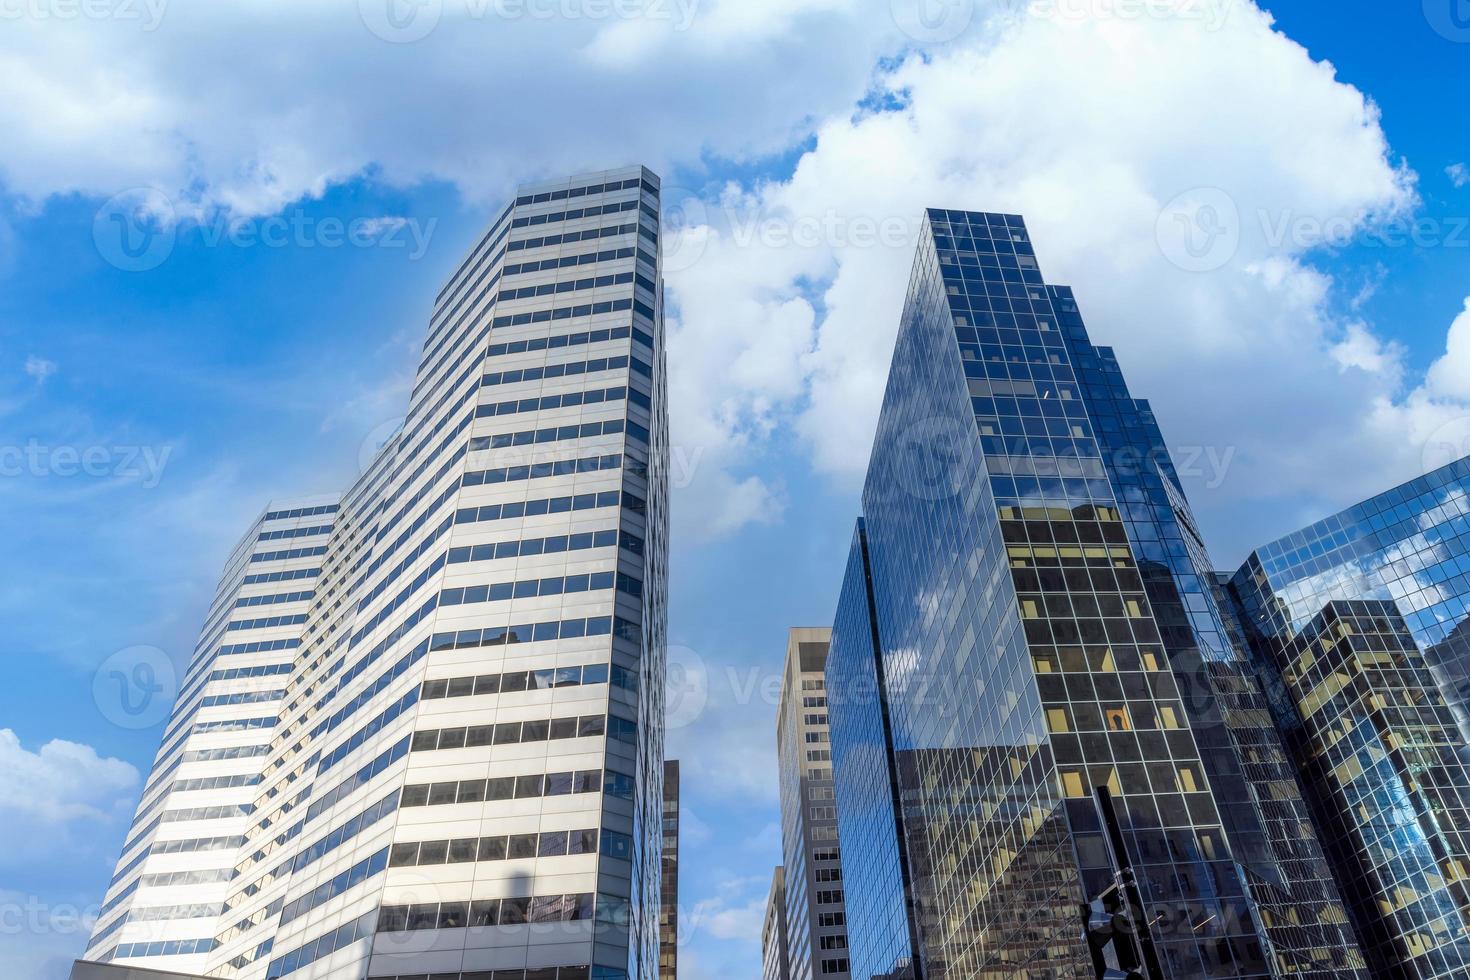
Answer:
467;417;628;454
217;637;300;657
509;196;640;230
210;661;292;682
420;661;630;701
376;894;594;932
438;571;616;606
256;524;332;542
114;937;213;960
191;716;274;734
486;322;652;358
461;451;623;487
388;826;617;868
491;297;635;329
475;384;627;420
426;613;631;651
400;768;610;808
514;176;651;206
506;222;637;257
226;613;306;632
263;503;338;521
242;566;320;586
454;489;623;525
171;773;260;793
233;589;313;609
200;689;284;707
128;901;223;922
503;245;648;278
367;969;602;980
251;545;326;564
142;866;234;887
481;355;635;389
409;714;607;752
498;271;635;303
447;529;621;568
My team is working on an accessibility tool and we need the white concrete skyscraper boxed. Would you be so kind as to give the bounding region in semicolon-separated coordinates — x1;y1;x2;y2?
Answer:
80;165;670;980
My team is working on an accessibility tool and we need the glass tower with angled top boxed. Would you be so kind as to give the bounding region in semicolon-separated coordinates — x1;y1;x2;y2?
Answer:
825;208;1365;980
81;165;670;980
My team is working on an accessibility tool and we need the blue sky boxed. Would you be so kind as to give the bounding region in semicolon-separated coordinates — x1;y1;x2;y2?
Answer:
0;1;1467;977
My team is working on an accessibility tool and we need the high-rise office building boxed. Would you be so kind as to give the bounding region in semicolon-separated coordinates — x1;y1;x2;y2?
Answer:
79;165;670;980
1225;458;1470;978
776;628;851;980
763;867;792;980
659;760;679;979
825;208;1365;979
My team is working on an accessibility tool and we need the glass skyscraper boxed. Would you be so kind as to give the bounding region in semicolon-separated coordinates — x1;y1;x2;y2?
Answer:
1226;458;1470;977
79;166;669;980
826;208;1365;979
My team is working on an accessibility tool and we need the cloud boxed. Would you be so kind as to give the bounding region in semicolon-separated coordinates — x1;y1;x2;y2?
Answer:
0;0;891;219
659;4;1466;555
23;355;56;386
0;729;138;824
1449;163;1470;189
1421;298;1470;401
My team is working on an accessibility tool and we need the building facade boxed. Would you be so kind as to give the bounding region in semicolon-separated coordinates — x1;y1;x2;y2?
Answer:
824;209;1365;979
659;760;679;979
83;165;670;980
763;868;792;980
776;628;852;980
1226;458;1470;977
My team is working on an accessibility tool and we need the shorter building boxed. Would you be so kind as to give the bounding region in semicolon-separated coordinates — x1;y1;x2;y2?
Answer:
763;868;792;980
776;628;851;980
660;760;680;979
1227;467;1470;980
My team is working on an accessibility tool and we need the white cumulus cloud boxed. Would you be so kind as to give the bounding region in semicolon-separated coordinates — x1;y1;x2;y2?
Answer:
0;729;138;824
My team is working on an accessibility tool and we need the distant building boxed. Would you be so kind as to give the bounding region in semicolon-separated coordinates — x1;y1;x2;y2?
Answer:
1226;457;1470;977
776;628;851;980
762;867;792;980
661;760;680;979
